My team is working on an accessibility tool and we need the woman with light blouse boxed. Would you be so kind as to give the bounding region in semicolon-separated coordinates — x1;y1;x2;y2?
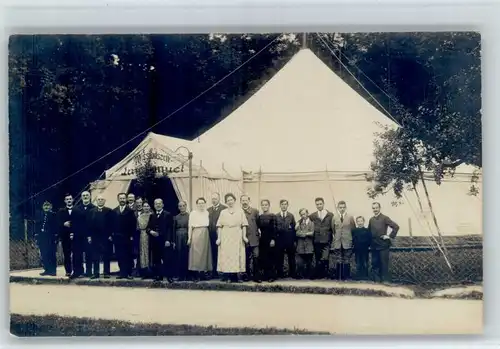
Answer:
187;197;212;281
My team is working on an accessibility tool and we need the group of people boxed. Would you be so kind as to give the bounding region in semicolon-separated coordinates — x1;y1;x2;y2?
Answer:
35;191;400;284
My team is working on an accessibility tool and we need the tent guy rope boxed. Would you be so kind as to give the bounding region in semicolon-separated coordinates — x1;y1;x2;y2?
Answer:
14;35;281;207
323;34;400;107
315;33;403;128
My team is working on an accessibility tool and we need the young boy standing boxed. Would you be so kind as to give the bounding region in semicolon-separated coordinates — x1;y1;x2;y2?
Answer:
352;216;372;280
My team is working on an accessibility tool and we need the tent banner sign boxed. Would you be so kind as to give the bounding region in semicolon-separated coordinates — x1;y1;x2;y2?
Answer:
114;148;186;178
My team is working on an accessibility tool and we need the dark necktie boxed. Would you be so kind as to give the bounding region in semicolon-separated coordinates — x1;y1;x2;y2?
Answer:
42;214;47;232
341;215;344;223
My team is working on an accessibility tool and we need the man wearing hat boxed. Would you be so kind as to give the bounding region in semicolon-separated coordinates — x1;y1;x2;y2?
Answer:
35;200;58;276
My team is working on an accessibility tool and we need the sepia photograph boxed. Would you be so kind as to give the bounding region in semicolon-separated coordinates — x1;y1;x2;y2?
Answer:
9;32;482;336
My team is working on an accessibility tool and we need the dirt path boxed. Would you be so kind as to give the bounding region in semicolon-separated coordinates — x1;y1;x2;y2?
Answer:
10;284;482;335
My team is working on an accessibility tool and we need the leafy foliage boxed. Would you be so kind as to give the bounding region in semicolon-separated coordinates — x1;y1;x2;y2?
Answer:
134;149;165;200
312;32;481;199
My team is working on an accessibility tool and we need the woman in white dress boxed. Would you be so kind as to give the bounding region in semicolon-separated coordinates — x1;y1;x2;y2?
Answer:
216;193;249;283
187;197;212;281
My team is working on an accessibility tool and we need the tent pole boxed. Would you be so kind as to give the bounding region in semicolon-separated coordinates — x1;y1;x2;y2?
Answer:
188;151;193;211
418;166;447;250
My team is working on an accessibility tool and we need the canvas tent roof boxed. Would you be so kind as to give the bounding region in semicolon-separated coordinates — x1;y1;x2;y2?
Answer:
199;48;398;173
199;48;478;175
104;132;241;180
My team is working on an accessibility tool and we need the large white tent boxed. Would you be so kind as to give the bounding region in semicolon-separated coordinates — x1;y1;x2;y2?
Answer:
90;47;481;238
198;48;482;237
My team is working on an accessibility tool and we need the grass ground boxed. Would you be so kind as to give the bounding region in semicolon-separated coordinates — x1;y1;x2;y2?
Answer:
10;314;328;336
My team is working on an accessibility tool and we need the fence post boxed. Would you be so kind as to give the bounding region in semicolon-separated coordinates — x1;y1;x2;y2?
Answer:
408;218;413;249
408;218;417;281
24;219;29;269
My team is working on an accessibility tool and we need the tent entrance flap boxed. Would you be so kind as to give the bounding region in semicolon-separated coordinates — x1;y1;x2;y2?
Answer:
129;177;180;214
90;179;132;208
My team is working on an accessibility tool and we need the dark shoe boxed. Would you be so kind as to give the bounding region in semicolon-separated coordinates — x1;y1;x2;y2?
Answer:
84;273;92;278
126;276;133;280
65;272;72;277
90;275;100;280
166;278;174;283
39;271;49;276
69;273;81;279
253;279;262;283
116;276;125;280
103;275;111;279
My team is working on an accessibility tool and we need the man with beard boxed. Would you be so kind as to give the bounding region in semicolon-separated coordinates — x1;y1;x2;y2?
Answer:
113;192;136;279
57;194;77;277
207;193;226;278
127;193;136;210
74;191;95;277
88;196;114;279
147;198;174;282
35;201;58;276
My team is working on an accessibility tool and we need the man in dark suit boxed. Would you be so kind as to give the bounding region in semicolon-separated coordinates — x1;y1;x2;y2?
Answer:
309;197;334;279
275;199;297;279
112;192;136;279
57;193;78;277
74;191;95;277
148;198;174;282
88;195;114;279
35;200;58;276
368;202;399;283
207;193;227;278
241;195;261;282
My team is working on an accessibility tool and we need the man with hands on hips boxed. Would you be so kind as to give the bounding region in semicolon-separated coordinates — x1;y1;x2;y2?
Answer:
368;202;399;283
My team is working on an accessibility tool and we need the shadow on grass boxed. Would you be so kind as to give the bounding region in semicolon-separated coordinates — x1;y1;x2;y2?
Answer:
10;314;329;337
